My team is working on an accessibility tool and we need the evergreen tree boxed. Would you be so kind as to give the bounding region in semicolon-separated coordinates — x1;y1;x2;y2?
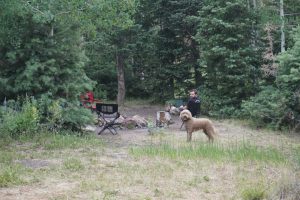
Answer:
196;0;261;115
134;0;203;100
0;0;93;100
83;0;137;105
277;27;300;113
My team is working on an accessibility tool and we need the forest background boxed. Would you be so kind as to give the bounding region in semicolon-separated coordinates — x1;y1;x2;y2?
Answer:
0;0;300;133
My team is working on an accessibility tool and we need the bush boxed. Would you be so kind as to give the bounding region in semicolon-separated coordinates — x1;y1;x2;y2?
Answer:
197;90;215;116
0;96;94;138
197;86;239;117
240;86;289;128
0;97;40;138
61;103;94;131
37;95;94;132
93;84;108;100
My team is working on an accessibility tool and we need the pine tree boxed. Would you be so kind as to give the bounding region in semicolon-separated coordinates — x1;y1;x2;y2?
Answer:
277;27;300;113
0;0;93;100
196;0;261;115
133;0;203;100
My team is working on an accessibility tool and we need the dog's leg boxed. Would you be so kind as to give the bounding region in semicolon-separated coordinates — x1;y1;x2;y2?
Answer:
187;131;192;142
203;130;214;142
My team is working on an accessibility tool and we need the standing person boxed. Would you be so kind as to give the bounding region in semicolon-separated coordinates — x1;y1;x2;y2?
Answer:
186;89;201;117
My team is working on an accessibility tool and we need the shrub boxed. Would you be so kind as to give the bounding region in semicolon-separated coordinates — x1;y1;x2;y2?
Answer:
240;86;289;128
38;96;94;132
61;102;94;131
197;86;239;117
0;97;40;138
38;96;64;132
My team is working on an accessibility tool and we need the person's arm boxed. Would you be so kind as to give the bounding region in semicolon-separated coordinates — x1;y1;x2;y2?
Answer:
186;99;192;110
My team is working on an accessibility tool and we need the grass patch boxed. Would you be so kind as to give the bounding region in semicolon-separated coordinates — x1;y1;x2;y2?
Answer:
63;158;85;171
0;165;25;187
129;142;287;164
241;185;267;200
293;146;300;167
0;151;18;164
31;132;104;150
269;178;300;200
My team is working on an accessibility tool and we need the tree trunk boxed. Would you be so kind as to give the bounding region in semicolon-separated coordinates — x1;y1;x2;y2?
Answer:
168;77;174;99
116;51;126;106
252;0;256;9
280;0;285;52
191;40;202;86
50;24;54;37
194;65;202;87
250;0;258;48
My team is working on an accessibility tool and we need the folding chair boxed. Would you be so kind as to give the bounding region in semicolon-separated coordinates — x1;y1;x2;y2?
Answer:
96;103;121;135
180;101;201;130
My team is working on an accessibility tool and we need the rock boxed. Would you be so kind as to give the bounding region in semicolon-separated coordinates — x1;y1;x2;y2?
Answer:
122;115;148;129
123;118;138;129
116;115;125;124
83;125;97;132
132;115;148;128
169;106;180;115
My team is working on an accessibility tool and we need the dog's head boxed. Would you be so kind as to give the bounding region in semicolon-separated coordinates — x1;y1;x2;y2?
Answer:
180;109;192;121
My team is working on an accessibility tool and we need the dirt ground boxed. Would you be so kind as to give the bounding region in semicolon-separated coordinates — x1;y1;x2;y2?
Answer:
97;104;300;149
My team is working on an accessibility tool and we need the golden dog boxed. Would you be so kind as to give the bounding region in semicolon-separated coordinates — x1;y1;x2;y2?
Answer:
180;109;216;142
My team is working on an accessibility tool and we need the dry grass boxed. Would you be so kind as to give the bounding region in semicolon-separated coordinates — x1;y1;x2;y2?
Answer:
0;119;299;200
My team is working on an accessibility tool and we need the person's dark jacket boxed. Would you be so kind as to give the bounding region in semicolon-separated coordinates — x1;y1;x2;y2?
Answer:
187;97;201;117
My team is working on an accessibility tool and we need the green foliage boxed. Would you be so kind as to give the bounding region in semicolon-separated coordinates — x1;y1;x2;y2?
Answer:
1;0;299;129
277;27;300;114
61;103;94;131
240;27;300;128
131;0;203;101
240;86;289;128
196;87;219;116
38;97;64;132
196;0;261;115
38;96;94;132
0;97;40;138
83;0;137;101
198;86;241;117
0;96;94;137
93;84;108;100
0;0;94;100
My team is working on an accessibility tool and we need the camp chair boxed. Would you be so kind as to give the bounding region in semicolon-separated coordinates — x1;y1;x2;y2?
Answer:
180;101;201;130
96;103;121;135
